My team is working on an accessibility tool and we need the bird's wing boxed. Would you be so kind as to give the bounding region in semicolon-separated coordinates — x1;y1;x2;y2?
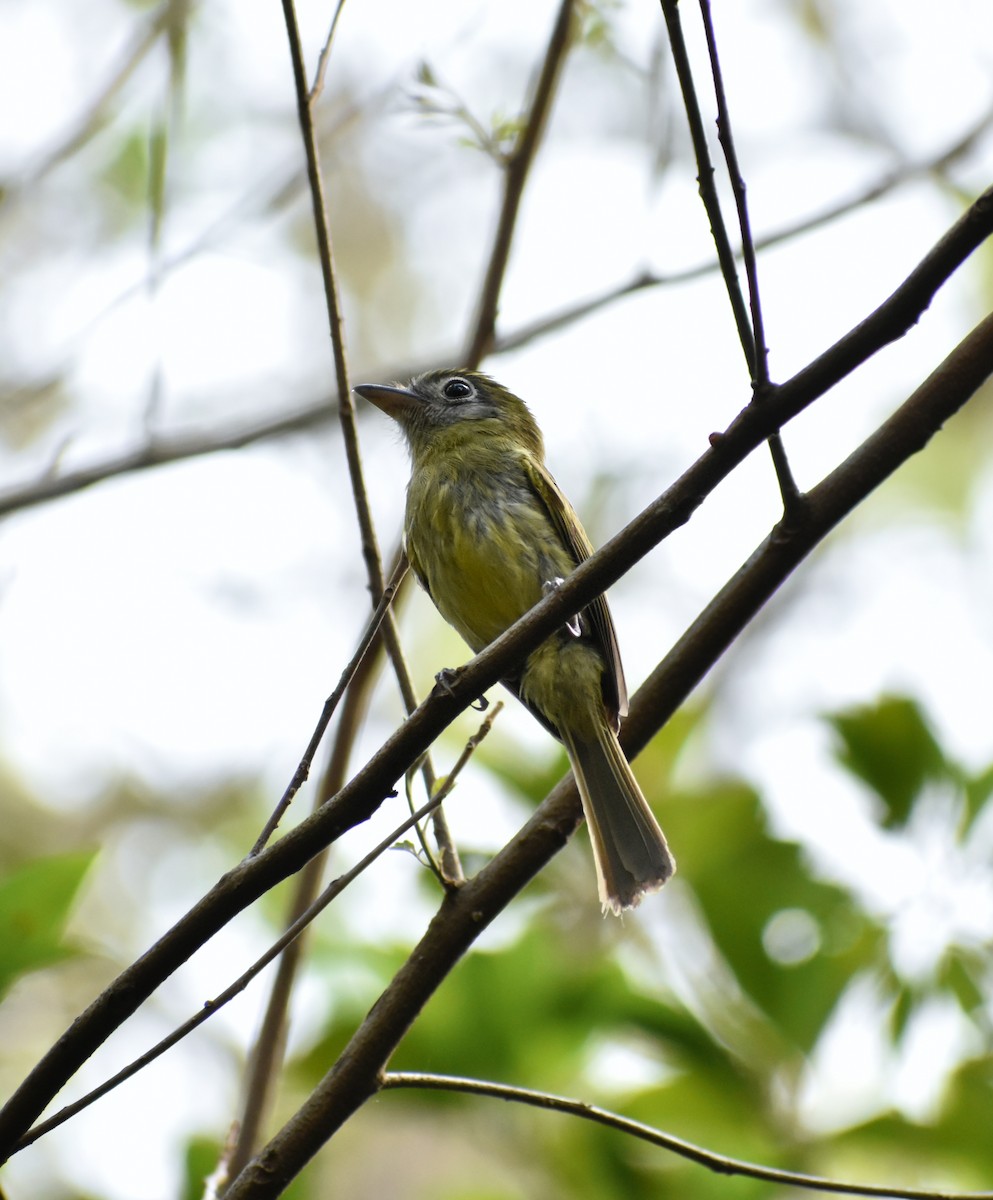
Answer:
522;455;628;725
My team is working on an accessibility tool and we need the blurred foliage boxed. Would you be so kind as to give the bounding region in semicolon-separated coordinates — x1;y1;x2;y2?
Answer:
0;850;96;999
5;691;990;1199
261;694;993;1198
828;695;949;829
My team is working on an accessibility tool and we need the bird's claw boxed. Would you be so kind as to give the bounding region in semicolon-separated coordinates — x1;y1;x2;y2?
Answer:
434;667;459;697
434;667;489;711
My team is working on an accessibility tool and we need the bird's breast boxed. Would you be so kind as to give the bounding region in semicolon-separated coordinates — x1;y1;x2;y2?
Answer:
405;461;574;652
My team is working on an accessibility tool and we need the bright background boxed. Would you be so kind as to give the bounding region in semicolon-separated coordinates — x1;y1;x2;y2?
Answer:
1;1;993;1197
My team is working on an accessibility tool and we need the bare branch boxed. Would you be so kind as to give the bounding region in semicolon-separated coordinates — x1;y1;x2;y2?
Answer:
659;0;753;367
662;0;798;510
697;0;800;509
281;0;379;593
0;399;337;521
309;0;349;102
250;556;408;855
697;1;768;386
381;1073;993;1200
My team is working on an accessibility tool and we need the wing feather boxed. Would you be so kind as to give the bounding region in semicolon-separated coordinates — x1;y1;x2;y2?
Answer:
521;455;628;725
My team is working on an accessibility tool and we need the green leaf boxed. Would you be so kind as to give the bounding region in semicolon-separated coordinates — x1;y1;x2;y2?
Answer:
0;850;97;998
667;781;885;1054
962;761;993;833
828;696;949;827
938;951;985;1016
888;983;915;1041
101;129;150;211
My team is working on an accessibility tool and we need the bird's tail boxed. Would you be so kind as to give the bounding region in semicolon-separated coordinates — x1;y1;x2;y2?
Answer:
563;723;675;915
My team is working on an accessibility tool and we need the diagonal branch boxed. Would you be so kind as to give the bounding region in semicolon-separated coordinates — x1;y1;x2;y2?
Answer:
698;0;769;388
13;702;503;1158
381;1073;993;1200
13;789;447;1154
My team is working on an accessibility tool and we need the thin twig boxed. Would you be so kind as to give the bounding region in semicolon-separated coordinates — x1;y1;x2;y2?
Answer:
404;702;504;885
0;396;341;521
661;0;799;509
13;790;449;1154
381;1073;992;1200
309;0;349;102
659;0;753;365
403;757;441;879
14;705;503;1158
2;190;991;1160
698;0;768;388
281;0;378;592
697;0;800;509
220;311;993;1199
249;557;408;855
226;547;405;1182
464;0;577;366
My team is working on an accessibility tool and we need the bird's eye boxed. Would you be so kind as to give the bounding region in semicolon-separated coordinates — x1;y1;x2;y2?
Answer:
442;378;473;401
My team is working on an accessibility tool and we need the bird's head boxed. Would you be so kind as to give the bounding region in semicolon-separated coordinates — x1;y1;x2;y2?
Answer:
355;369;544;461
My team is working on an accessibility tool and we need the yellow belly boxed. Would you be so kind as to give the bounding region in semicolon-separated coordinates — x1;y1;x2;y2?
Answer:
406;466;574;653
404;450;610;739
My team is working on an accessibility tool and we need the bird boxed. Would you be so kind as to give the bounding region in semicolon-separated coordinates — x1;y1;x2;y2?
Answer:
355;369;674;913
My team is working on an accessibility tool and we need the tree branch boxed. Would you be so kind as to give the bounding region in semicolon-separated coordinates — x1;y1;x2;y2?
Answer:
697;0;800;508
662;0;798;509
13;788;447;1153
659;0;754;368
381;1073;992;1200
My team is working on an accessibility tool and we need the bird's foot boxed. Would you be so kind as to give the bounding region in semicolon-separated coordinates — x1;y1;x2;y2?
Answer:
433;667;489;711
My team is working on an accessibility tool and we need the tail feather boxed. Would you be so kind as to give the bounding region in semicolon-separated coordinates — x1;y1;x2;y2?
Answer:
564;724;675;915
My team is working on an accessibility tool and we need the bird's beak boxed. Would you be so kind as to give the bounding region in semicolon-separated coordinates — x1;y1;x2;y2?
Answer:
354;382;421;419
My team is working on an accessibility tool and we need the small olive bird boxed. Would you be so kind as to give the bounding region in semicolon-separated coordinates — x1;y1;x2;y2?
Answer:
355;370;674;913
